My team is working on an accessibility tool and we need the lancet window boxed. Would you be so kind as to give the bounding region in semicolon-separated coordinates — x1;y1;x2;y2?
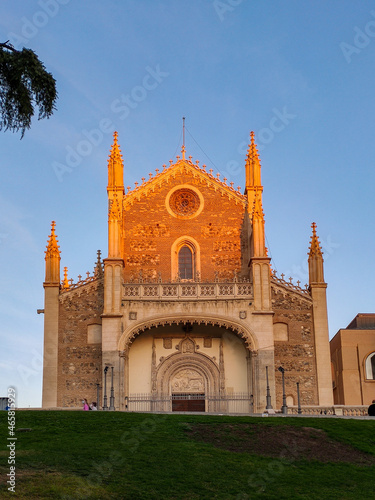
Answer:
365;352;375;380
178;245;194;280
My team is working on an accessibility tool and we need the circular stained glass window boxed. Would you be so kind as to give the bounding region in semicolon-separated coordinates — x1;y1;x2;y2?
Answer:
169;189;201;217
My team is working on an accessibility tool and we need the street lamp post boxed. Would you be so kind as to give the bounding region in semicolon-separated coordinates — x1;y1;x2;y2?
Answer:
103;366;109;411
96;383;100;411
278;366;288;415
109;366;115;411
265;366;273;409
296;382;302;414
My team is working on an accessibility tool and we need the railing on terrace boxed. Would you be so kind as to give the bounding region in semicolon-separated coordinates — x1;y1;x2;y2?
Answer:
287;406;369;416
123;279;253;300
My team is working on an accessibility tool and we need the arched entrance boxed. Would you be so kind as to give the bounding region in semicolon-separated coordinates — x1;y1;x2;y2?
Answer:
155;336;221;412
119;319;257;413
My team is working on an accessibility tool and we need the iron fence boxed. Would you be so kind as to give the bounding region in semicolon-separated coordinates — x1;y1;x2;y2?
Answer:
125;392;254;414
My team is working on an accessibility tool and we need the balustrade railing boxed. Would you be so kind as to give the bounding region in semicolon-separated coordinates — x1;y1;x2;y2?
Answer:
123;280;253;300
287;405;369;416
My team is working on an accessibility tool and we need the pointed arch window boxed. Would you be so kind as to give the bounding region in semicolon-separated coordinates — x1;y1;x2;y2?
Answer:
178;245;193;280
171;236;200;281
365;352;375;380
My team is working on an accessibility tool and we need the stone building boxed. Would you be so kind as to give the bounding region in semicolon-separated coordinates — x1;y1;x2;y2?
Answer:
42;132;333;412
330;314;375;405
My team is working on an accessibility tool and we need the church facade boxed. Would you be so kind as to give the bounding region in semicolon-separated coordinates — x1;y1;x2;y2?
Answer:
42;132;333;413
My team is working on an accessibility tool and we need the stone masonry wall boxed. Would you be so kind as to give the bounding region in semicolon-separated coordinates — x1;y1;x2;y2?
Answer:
272;286;318;407
57;280;104;407
122;170;247;282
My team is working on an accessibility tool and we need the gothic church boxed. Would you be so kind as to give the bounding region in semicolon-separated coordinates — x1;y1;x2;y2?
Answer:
42;132;333;413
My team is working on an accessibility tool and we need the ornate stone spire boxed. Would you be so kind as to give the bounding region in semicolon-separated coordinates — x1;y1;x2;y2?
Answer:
308;222;325;284
107;131;124;194
245;131;262;190
107;134;124;260
44;221;60;284
94;250;103;278
62;266;70;289
251;192;266;257
45;221;60;259
309;222;323;257
252;190;265;221
245;131;263;215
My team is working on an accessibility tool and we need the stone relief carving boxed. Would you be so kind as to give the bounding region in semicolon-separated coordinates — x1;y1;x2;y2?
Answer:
182;338;195;353
163;338;172;349
171;369;204;392
203;337;212;348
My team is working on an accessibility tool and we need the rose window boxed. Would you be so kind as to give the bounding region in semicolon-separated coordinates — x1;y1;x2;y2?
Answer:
169;189;200;216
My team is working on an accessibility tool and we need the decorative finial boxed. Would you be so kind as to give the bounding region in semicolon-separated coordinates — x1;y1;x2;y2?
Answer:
108;131;124;191
94;250;103;278
308;222;323;257
63;267;69;289
245;131;261;190
250;130;255;144
45;220;60;259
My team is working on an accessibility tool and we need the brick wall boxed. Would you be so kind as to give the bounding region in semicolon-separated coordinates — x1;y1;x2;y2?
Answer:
272;286;318;406
57;280;104;407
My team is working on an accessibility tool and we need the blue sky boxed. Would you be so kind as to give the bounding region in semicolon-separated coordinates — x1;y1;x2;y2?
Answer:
1;0;375;407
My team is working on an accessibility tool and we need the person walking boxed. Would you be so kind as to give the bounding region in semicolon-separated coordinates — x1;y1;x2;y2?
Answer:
368;400;375;416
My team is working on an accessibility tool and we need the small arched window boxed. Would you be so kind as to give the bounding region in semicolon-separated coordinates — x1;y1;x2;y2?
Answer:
178;245;193;279
365;352;375;380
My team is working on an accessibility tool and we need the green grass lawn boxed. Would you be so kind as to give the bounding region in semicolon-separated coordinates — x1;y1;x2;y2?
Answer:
1;411;374;499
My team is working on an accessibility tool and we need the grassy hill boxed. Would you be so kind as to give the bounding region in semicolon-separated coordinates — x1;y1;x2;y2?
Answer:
1;411;374;499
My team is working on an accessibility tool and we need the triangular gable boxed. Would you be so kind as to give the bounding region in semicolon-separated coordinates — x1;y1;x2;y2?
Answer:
123;159;247;209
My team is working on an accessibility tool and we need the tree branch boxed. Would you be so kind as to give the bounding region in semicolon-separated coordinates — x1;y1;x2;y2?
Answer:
0;41;17;53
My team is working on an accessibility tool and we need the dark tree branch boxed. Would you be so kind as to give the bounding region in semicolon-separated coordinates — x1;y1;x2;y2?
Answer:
0;43;58;137
0;41;17;53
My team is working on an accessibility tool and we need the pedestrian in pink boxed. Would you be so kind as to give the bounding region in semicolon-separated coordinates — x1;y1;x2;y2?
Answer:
82;398;89;411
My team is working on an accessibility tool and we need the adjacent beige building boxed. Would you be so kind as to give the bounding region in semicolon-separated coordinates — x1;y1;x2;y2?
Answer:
42;131;334;412
330;314;375;405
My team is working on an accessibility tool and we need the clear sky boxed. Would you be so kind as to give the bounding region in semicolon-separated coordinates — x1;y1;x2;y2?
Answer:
1;0;375;407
